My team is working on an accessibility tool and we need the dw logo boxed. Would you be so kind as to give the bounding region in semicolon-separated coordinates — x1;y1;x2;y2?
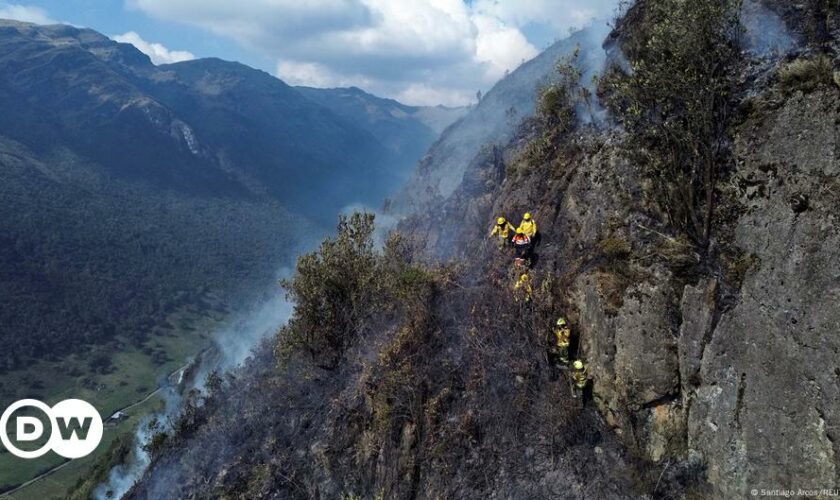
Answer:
0;399;103;459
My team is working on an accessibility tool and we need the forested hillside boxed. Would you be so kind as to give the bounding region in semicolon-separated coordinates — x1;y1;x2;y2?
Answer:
0;19;440;371
0;136;310;370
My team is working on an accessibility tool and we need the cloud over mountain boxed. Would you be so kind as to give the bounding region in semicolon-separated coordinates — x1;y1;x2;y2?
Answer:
126;0;619;105
113;31;195;64
0;2;55;24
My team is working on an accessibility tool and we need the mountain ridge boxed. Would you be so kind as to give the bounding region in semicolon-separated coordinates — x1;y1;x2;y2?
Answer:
295;85;467;186
391;20;612;215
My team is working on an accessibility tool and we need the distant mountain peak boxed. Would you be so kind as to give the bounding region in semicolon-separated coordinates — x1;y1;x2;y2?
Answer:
296;85;467;170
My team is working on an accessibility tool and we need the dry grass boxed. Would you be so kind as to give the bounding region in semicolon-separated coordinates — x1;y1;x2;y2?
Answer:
778;56;837;93
599;237;632;259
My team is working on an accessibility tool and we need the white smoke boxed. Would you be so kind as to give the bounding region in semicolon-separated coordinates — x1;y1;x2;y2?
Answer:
93;394;172;500
185;288;295;400
575;20;612;127
741;0;798;58
341;203;399;249
93;275;295;500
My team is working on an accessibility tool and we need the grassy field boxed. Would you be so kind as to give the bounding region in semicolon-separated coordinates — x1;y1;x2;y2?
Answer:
0;306;225;498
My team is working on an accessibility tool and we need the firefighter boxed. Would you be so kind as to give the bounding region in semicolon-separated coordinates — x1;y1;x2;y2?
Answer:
512;229;533;266
571;360;589;397
489;217;515;247
513;272;532;303
517;212;537;238
552;317;571;366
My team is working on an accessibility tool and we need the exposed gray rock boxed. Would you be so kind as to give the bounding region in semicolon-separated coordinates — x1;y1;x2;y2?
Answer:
577;270;684;462
678;279;718;394
689;88;840;497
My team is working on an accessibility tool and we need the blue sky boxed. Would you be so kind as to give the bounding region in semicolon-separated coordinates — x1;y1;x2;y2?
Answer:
0;1;620;106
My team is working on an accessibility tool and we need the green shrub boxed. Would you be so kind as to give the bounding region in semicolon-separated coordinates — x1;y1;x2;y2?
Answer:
517;48;590;174
536;51;582;133
606;0;741;248
275;212;380;367
275;214;445;369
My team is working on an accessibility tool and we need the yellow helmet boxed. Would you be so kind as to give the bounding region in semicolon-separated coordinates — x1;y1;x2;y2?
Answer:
497;217;506;225
573;360;584;370
557;317;567;327
519;274;529;282
523;213;532;221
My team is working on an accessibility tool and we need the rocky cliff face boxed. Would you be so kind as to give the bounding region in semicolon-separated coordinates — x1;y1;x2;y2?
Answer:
685;87;840;495
572;85;840;497
399;7;840;495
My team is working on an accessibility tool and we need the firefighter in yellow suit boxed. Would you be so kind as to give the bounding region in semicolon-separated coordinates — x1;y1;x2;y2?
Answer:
571;360;589;399
552;317;571;366
489;217;515;247
513;272;532;303
516;213;537;238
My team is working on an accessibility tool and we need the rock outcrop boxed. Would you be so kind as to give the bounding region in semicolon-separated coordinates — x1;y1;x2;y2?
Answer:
401;28;840;499
687;87;840;496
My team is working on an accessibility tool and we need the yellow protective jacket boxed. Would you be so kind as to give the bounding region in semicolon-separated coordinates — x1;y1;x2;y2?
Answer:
554;326;571;348
490;221;515;239
517;219;537;238
571;366;588;389
514;276;532;301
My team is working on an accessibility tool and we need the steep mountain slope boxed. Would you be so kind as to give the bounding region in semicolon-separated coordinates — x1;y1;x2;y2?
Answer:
296;86;466;185
124;214;644;500
408;79;840;498
0;19;433;371
391;20;611;214
123;2;840;499
0;20;402;217
147;61;406;214
399;0;840;496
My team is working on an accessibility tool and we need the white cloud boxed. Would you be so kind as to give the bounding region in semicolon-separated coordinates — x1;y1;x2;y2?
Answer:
113;31;195;65
395;83;473;108
0;3;56;24
470;0;621;34
127;0;619;105
473;14;539;81
277;60;373;89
